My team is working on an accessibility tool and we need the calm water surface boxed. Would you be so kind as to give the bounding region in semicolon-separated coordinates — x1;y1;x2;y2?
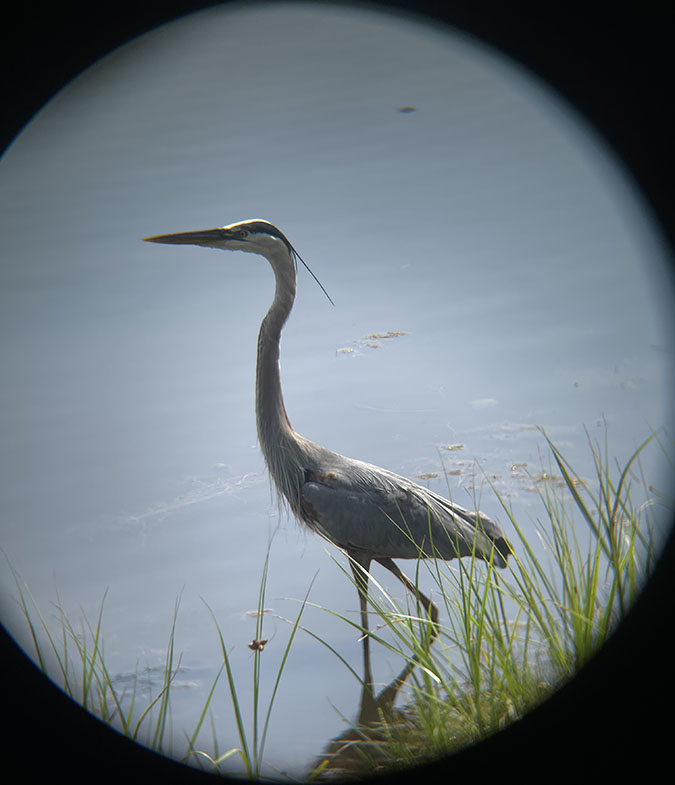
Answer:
1;3;673;778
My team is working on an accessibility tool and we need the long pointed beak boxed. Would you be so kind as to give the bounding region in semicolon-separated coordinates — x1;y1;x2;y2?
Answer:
142;228;233;246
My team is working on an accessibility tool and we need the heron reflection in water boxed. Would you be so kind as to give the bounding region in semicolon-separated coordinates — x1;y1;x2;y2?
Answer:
143;219;512;699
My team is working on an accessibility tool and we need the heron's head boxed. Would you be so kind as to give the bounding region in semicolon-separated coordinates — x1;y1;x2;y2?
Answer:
143;219;334;304
143;218;294;258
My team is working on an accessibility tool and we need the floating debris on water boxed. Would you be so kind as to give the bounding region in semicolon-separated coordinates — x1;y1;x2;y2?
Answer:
244;608;274;618
339;330;408;354
442;443;464;451
531;472;566;487
365;331;408;340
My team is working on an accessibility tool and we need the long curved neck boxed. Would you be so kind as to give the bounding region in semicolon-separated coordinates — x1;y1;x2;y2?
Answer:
255;254;300;467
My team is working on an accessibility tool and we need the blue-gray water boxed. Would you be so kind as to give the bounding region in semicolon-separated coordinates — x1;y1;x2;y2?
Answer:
1;3;673;778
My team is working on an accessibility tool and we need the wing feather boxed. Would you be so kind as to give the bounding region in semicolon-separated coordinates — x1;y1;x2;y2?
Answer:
300;460;511;566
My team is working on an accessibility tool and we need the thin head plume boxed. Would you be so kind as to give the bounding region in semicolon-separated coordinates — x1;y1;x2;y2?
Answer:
289;243;334;306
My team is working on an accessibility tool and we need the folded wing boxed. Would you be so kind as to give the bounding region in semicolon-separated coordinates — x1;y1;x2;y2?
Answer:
300;460;511;567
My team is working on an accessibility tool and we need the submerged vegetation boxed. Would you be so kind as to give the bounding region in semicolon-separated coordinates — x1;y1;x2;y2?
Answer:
7;429;672;780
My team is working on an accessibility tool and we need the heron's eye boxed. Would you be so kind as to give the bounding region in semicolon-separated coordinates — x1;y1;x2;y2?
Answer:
238;229;248;238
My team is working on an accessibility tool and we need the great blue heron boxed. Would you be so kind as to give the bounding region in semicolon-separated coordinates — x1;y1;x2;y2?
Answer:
143;219;512;687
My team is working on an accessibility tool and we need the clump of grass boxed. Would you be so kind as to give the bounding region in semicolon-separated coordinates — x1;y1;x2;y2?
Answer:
310;427;671;779
8;572;197;756
193;541;315;779
7;536;313;781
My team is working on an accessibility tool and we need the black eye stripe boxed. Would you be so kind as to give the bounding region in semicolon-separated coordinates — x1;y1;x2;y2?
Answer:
244;221;294;255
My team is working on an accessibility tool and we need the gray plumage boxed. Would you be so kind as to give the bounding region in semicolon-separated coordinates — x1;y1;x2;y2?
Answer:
143;219;512;686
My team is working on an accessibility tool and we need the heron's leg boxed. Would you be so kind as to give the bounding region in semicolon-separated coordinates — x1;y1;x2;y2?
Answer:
375;557;440;641
365;557;439;703
347;550;373;688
